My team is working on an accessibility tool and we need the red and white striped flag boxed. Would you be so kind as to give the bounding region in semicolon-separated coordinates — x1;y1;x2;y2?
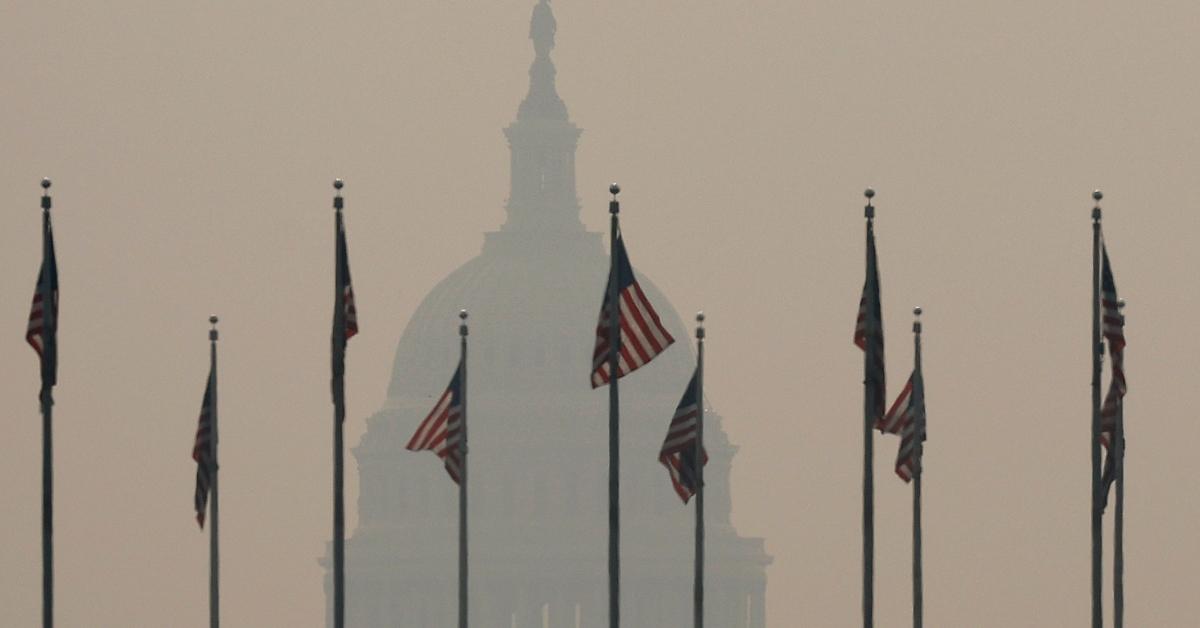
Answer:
192;372;216;528
406;361;465;484
877;376;912;436
335;210;358;342
1099;241;1125;505
331;207;358;422
855;221;886;426
1099;242;1125;450
27;209;59;390
590;230;675;388
658;368;708;503
1100;244;1124;355
880;371;926;482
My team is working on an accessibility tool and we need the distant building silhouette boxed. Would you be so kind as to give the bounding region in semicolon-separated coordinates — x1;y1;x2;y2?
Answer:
323;2;769;625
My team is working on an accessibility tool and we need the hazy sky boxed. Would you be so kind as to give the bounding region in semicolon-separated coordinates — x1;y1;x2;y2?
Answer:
4;1;1200;626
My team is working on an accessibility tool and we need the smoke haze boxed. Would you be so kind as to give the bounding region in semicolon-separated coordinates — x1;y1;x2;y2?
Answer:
3;1;1199;625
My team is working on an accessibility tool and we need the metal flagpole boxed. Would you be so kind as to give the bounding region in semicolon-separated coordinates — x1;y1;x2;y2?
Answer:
459;310;470;628
332;179;347;628
607;183;622;628
39;178;54;628
208;316;220;628
1113;299;1126;628
694;312;706;628
863;188;876;628
1091;191;1103;628
912;308;923;628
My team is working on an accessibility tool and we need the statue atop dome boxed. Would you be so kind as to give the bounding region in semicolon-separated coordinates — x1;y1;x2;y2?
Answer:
530;0;556;57
518;0;568;121
501;0;583;233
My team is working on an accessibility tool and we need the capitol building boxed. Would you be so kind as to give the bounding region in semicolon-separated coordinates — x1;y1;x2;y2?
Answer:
324;2;769;625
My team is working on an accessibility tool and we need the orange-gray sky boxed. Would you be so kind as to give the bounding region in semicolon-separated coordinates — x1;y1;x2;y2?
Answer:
3;1;1199;625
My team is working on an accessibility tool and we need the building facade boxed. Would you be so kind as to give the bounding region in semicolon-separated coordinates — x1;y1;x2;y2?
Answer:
325;2;769;625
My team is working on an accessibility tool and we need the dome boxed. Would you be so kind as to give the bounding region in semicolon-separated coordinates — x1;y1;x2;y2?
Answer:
328;3;769;626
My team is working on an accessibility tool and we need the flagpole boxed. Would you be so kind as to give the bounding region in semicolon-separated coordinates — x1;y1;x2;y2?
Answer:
694;312;706;628
1091;190;1103;628
458;310;470;628
1113;299;1126;628
863;187;876;628
332;179;347;628
607;183;622;628
1113;404;1125;628
911;307;923;628
39;178;54;628
208;316;220;628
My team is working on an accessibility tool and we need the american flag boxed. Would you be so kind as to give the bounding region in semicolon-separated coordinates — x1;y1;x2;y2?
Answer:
406;361;465;484
1099;335;1125;451
590;230;675;388
855;221;885;426
192;373;216;528
876;376;912;435
1099;242;1125;506
1099;243;1125;450
880;371;926;482
1100;423;1123;513
335;209;358;342
659;369;708;503
27;210;59;390
1100;244;1124;354
331;208;358;421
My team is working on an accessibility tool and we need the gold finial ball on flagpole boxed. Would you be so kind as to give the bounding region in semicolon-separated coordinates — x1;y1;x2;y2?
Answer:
609;183;620;197
334;179;344;191
40;178;52;209
696;311;705;324
913;306;922;317
459;309;469;321
1093;189;1103;202
864;187;875;200
209;315;219;326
